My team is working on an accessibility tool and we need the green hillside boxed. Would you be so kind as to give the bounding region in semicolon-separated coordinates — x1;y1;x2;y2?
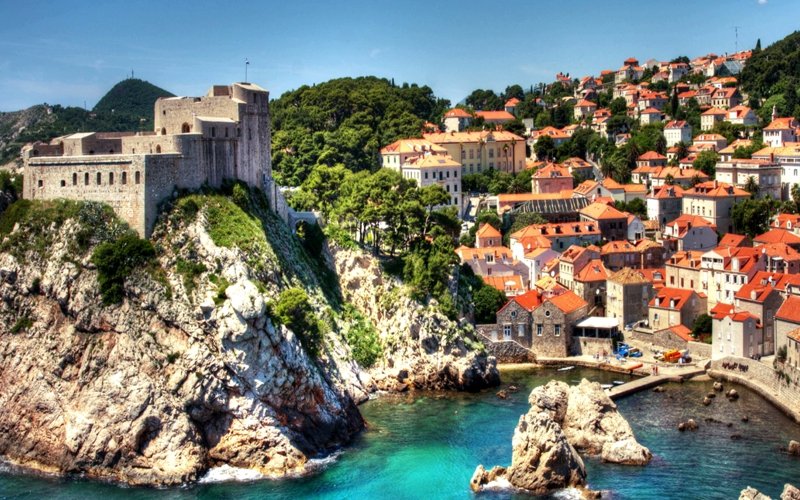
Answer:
93;78;174;120
740;31;800;119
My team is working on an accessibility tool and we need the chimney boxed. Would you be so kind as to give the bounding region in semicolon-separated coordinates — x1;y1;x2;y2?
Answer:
670;298;677;308
772;105;778;123
751;289;758;300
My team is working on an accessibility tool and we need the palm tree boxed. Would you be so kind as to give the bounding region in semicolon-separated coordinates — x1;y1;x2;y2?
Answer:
744;176;759;197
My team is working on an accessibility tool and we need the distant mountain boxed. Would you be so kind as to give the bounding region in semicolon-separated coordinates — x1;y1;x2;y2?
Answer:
0;79;173;165
92;78;174;121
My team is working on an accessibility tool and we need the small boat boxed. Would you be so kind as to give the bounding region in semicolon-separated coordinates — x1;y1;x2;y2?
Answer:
612;380;626;386
601;383;614;390
557;366;575;371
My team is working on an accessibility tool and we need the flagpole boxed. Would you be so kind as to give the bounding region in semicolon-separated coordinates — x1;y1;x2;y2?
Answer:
245;59;249;83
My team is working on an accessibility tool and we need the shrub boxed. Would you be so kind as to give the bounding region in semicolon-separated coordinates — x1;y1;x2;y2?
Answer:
166;352;180;364
343;305;382;368
208;274;231;305
176;257;207;296
272;288;323;357
92;234;156;304
10;316;32;334
296;220;325;256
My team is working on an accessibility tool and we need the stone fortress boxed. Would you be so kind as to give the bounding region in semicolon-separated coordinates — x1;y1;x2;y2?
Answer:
22;82;282;237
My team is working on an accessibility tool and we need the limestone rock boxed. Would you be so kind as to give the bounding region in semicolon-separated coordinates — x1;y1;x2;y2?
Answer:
740;486;772;500
601;437;653;465
505;411;586;494
469;464;507;492
728;389;740;400
788;440;800;456
782;484;800;500
713;381;724;392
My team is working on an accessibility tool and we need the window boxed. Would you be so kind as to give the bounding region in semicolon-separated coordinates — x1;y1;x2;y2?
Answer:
225;128;229;138
555;325;561;336
96;172;102;185
60;180;65;187
109;172;114;185
72;173;77;186
536;324;543;336
518;324;525;337
211;127;216;138
510;310;517;318
122;172;127;185
182;123;191;133
503;325;511;339
545;310;551;317
135;171;141;184
156;145;161;153
424;172;428;180
84;173;89;185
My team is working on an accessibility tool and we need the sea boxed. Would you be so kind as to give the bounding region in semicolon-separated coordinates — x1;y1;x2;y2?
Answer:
1;366;798;499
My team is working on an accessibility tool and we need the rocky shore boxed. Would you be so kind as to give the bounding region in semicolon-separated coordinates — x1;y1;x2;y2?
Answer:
471;378;650;496
740;484;800;500
0;194;498;486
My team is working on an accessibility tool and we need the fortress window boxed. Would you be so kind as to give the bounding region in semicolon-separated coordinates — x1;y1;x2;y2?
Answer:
37;179;43;188
84;173;89;185
237;127;241;137
89;150;94;155
72;173;77;186
135;171;141;184
211;127;216;138
182;123;190;133
97;172;102;185
60;180;66;187
109;172;114;185
122;172;127;185
248;128;252;140
109;149;114;154
161;128;166;135
225;128;229;138
156;145;162;153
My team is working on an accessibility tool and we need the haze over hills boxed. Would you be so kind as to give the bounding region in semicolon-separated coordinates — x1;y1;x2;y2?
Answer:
0;78;173;165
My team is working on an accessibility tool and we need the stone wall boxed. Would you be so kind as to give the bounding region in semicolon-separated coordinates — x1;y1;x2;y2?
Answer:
477;336;536;363
571;336;613;356
688;341;711;359
709;356;800;423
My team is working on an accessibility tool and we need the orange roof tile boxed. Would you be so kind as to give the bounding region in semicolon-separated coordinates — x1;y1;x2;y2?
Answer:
444;108;472;118
476;110;515;122
777;295;800;323
764;117;798;131
548;290;588;314
476;223;502;239
711;303;760;323
667;324;693;342
754;228;800;245
574;259;608;282
579;202;627;221
638;151;667;161
483;274;525;295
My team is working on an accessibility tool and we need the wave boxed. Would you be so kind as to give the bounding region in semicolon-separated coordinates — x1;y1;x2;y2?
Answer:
198;465;265;484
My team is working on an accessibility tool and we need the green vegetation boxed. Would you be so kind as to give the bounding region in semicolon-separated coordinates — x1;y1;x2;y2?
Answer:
0;170;22;198
740;31;800;117
731;198;774;238
614;198;647;220
692;313;712;339
693;150;720;177
462;168;532;195
176;257;207;296
472;283;507;324
1;79;173;164
10;315;32;334
272;287;324;357
271;76;450;185
91;234;156;305
166;352;180;364
208;274;231;306
343;304;382;368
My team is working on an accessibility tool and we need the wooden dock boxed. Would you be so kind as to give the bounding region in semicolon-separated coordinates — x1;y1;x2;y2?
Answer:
607;367;706;400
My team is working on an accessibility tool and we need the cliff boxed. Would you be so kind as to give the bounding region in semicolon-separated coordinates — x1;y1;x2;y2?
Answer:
0;188;497;485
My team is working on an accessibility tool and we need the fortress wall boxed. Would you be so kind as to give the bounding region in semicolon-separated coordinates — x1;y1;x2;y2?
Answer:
142;154;192;236
121;134;183;155
154;97;240;135
24;155;148;234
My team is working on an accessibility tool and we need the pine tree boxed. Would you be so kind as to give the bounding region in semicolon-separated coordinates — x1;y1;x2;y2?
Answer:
670;89;679;118
754;38;762;53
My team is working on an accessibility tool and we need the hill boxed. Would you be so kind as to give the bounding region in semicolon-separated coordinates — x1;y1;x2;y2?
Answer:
0;79;173;165
92;78;174;120
270;76;451;186
740;31;800;118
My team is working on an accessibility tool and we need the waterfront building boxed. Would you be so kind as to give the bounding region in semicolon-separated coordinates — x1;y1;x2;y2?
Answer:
648;287;707;331
606;267;653;329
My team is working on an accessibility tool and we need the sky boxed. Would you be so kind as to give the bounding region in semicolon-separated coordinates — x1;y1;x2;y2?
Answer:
0;0;798;111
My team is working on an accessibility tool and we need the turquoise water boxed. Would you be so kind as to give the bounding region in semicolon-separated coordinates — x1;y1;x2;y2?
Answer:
1;367;799;499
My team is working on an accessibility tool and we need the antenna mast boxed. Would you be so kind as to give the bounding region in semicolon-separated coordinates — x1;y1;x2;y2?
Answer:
245;58;249;83
734;26;741;52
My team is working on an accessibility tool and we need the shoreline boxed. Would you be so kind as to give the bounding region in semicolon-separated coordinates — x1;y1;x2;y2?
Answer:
498;357;800;425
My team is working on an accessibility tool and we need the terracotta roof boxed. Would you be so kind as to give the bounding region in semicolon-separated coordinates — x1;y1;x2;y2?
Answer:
638;151;667;161
455;245;511;262
500;289;542;313
505;98;521;107
777;295;800;323
694;133;726;141
667;324;693;342
407;154;461;169
476;223;502;239
560;244;594;263
476;110;515;122
764;117;798;131
754;228;800;246
641;107;661;114
511;222;600;242
424;130;524;144
483;274;525;295
648;185;684;199
496;192;572;204
574;259;607;282
579;202;627;220
735;277;779;303
711;303;760;323
444;108;472;118
602;241;636;255
575;99;597;108
787;327;800;343
666;250;705;269
701;107;727;116
574;180;600;196
380;138;447;155
533;164;571;178
548;290;588;314
665;120;690;129
652;166;709;181
684;181;749;198
718;233;749;248
668;214;716;237
774;213;800;229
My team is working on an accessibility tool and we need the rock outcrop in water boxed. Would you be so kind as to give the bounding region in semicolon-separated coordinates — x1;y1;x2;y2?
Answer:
470;406;586;495
0;192;497;485
740;484;800;500
529;379;652;465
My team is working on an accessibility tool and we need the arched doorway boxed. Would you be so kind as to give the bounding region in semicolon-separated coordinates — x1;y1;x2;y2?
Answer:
182;123;191;133
161;128;167;135
156;145;162;153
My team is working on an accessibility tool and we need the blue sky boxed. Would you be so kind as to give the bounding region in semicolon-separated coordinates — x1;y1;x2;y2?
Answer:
0;0;797;111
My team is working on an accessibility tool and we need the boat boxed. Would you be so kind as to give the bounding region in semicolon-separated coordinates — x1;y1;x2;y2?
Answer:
601;383;614;390
557;366;575;371
612;380;626;386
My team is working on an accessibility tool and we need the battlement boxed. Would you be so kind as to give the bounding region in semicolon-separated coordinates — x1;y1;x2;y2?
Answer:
22;82;273;237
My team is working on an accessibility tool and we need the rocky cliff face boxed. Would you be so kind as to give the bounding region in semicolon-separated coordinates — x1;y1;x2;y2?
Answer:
0;192;497;485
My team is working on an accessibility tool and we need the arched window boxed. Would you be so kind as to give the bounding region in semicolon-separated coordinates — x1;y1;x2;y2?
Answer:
156;145;162;153
182;123;191;133
161;128;167;135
